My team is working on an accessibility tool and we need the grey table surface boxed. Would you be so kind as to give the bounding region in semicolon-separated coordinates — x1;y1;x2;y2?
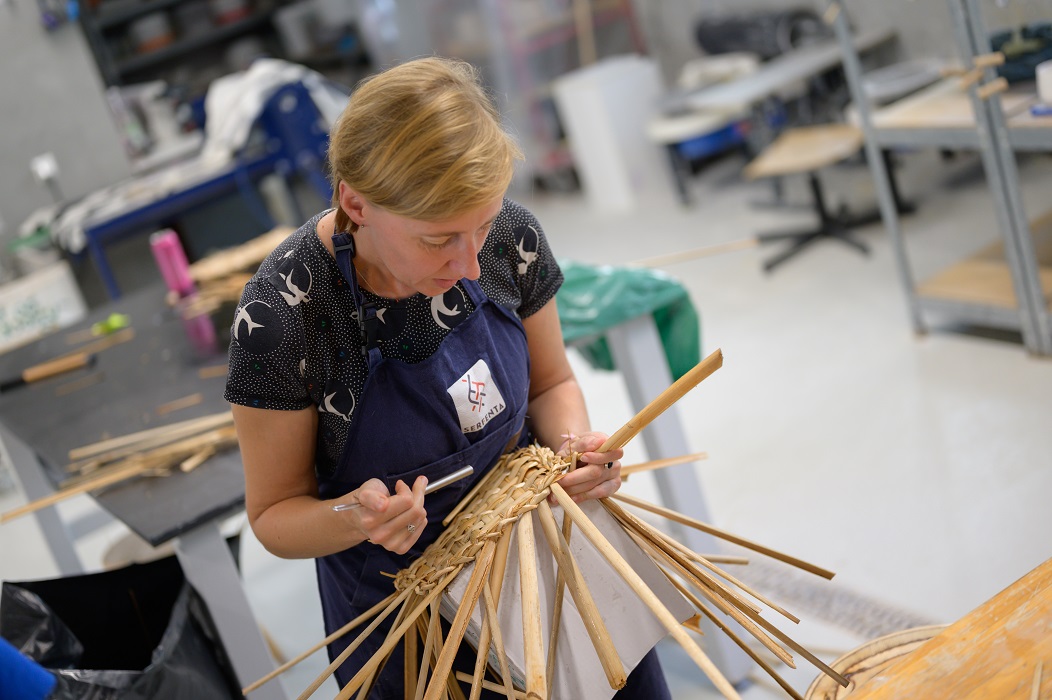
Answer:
0;283;243;546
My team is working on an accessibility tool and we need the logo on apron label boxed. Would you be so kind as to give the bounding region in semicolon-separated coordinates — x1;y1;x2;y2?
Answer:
448;359;506;433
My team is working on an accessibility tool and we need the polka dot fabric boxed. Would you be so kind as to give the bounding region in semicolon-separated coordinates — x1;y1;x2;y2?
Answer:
224;199;563;475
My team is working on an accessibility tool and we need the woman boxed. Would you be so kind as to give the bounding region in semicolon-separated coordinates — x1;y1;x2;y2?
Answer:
226;57;670;698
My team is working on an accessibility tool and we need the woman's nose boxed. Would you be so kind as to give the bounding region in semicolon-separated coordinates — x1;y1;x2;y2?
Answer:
450;237;482;280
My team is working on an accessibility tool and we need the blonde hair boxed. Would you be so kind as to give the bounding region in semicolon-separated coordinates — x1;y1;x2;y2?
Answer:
328;56;522;232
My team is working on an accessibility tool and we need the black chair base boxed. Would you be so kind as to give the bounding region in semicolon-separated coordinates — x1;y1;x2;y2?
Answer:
757;171;887;273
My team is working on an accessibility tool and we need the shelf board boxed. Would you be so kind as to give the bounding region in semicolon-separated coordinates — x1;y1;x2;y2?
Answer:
115;12;271;76
93;0;184;29
917;209;1052;312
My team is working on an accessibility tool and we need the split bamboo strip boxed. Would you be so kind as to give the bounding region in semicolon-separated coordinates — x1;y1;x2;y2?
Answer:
242;593;398;694
361;599;415;700
542;503;576;694
612;508;764;619
0;459;146;524
198;364;229;379
180;446;216;473
616;512;795;668
414;606;439;700
481;573;516;699
536;500;625;690
404;602;419;700
334;569;463;700
630;238;759;269
469;526;515;700
544;525;568;698
68;411;232;461
516;512;547;700
442;471;491;526
422;540;496;700
543;509;575;696
666;575;805;700
301;584;417;700
454;673;527;700
598;348;723;452
612;492;835;579
1032;661;1042;700
606;501;799;624
711;578;848;687
606;503;749;568
60;327;135;359
620;452;708;477
549;483;741;700
63;426;235;488
156;392;204;416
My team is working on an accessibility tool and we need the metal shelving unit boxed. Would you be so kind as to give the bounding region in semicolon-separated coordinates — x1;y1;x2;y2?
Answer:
830;0;1052;355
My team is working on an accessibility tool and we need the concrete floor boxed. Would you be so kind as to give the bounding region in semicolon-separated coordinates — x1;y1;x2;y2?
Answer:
2;148;1051;699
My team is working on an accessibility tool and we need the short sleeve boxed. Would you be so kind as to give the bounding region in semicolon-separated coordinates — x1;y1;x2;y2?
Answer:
492;200;564;319
224;278;311;411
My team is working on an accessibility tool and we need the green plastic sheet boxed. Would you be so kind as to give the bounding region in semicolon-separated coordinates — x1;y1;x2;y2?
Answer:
555;260;701;381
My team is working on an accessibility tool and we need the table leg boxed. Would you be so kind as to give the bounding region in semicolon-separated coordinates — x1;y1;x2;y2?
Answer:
87;237;123;300
604;315;753;683
0;424;83;575
174;520;288;700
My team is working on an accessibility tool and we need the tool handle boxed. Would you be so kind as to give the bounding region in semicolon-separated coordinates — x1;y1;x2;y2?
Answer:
22;352;93;384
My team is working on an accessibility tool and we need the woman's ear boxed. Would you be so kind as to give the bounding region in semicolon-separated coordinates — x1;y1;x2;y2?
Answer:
338;182;367;228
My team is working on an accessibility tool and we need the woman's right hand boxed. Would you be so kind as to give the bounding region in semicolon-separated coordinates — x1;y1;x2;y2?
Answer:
337;476;428;554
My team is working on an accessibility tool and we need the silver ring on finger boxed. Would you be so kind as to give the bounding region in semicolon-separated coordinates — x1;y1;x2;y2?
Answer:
407;523;417;533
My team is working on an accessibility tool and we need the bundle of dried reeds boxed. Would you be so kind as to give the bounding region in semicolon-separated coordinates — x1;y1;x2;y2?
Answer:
167;227;295;317
0;411;236;524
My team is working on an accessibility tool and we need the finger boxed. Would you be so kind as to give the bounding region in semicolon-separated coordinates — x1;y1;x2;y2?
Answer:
355;478;391;512
557;464;606;497
578;447;624;467
411;474;428;505
378;509;428;554
569;475;622;503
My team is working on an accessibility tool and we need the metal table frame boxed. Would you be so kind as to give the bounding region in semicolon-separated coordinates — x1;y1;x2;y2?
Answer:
828;0;1052;356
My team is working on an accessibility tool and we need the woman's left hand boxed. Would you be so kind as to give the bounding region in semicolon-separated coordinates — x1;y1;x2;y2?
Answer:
555;432;623;503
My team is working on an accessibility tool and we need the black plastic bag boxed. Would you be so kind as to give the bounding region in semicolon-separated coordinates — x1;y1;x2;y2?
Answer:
0;555;238;700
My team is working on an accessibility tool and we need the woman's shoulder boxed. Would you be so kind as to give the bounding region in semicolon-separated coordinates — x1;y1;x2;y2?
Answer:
254;211;331;278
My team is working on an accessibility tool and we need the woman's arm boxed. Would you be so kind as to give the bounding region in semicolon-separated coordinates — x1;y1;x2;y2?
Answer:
523;298;623;502
232;404;427;558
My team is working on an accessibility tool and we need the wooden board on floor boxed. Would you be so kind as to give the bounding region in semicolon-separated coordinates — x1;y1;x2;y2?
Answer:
846;557;1052;700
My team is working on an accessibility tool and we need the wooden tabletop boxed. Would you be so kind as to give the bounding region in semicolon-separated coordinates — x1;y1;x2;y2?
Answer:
846;557;1052;699
873;77;1051;131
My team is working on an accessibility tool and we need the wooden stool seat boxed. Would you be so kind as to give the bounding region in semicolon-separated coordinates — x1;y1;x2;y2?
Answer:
744;124;864;180
741;123;879;272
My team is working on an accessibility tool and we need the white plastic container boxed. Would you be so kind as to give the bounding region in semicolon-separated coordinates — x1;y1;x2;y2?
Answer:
552;55;678;214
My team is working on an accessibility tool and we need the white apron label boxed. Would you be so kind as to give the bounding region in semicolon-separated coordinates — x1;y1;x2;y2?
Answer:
447;359;506;433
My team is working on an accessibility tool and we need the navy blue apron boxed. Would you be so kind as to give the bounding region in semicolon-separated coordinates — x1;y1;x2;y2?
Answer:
316;231;670;700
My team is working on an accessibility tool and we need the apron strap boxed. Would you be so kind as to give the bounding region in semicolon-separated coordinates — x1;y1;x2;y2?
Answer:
332;231;382;364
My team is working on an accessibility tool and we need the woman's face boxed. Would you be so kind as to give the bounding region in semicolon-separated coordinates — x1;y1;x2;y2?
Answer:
357;195;505;299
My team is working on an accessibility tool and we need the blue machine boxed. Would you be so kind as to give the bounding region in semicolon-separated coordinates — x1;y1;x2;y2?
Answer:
83;80;334;299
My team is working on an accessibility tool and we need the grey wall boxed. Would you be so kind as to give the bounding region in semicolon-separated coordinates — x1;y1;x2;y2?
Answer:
0;0;129;247
633;0;1052;83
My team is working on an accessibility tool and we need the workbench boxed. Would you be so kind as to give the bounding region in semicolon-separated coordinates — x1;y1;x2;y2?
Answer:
0;284;287;700
847;556;1052;699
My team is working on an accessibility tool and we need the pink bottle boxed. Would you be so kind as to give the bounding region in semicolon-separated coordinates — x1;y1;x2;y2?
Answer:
150;229;218;357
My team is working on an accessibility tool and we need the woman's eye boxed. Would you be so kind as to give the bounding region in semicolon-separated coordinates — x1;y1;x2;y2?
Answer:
424;238;452;249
